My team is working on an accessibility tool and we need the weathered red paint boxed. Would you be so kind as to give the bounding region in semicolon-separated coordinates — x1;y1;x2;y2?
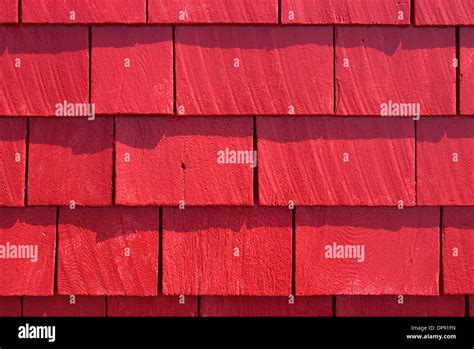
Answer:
442;207;474;294
163;207;292;296
22;0;145;23
23;296;106;317
116;117;254;206
417;118;474;205
28;118;113;206
337;296;465;317
176;26;333;115
107;296;198;317
416;0;474;25
282;0;410;24
0;27;88;117
0;208;56;296
150;0;278;24
0;119;26;207
296;207;440;295
201;296;332;317
258;117;415;206
58;207;159;296
92;26;173;115
336;27;456;116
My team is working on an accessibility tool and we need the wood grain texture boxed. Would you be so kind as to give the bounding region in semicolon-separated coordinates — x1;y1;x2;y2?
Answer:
0;207;56;296
258;117;415;206
150;0;278;24
201;296;332;317
163;207;292;296
415;0;474;25
107;296;198;317
176;26;333;115
442;207;474;294
22;0;145;23
23;296;106;317
417;118;474;205
0;0;17;23
0;297;21;316
336;296;465;317
58;207;159;296
116;117;254;206
461;28;474;115
92;26;173;115
0;27;88;116
296;207;440;295
282;0;410;24
0;119;26;207
28;118;113;206
336;27;456;116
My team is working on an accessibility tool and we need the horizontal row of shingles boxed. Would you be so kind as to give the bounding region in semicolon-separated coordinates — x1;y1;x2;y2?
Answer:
1;117;474;207
1;0;474;25
0;295;471;317
1;206;473;296
2;26;474;116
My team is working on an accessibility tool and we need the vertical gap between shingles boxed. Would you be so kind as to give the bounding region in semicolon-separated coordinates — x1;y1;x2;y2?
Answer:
465;295;470;318
197;296;201;318
414;120;417;205
333;25;336;115
88;26;92;106
410;0;415;25
158;207;163;294
105;297;108;318
291;208;296;296
456;26;460;116
332;296;337;317
24;117;29;207
146;0;149;23
54;206;59;295
253;116;258;205
173;26;177;115
112;117;116;204
20;297;24;317
18;0;22;23
439;206;443;296
278;0;281;25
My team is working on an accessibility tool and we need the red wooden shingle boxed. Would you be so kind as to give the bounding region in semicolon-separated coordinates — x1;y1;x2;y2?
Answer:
163;207;292;296
107;296;198;317
0;0;17;23
415;0;474;25
0;119;26;207
150;0;278;24
258;117;415;206
337;296;465;317
176;26;333;116
0;208;56;296
0;297;21;316
442;207;474;294
461;28;474;115
417;118;474;205
116;117;254;206
201;296;332;317
22;0;145;24
282;0;410;25
336;27;456;116
296;207;440;295
0;27;88;117
58;207;159;296
23;296;106;317
92;26;173;115
28;118;113;206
